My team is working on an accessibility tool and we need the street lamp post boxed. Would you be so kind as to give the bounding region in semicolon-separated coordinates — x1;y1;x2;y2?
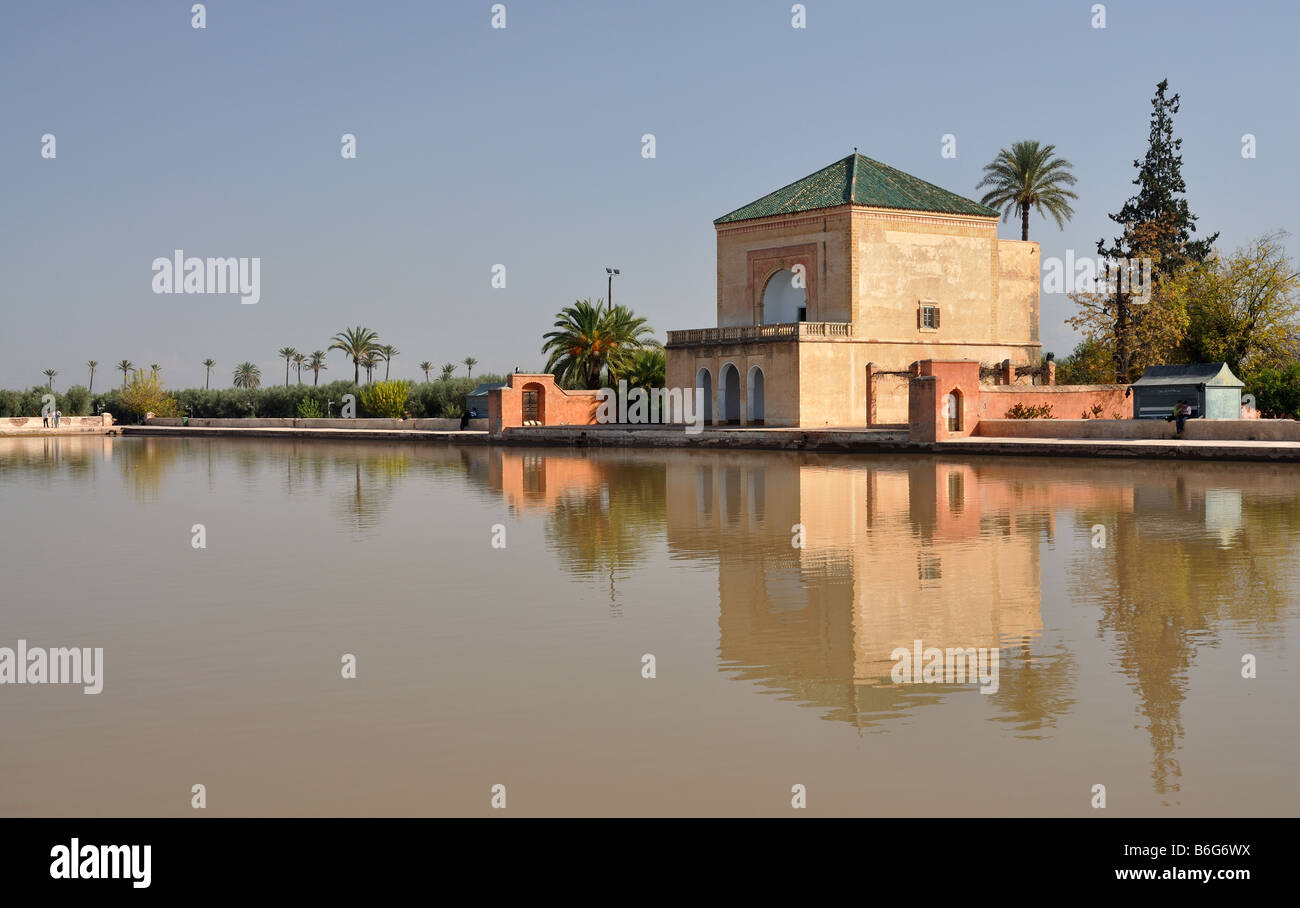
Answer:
605;267;620;314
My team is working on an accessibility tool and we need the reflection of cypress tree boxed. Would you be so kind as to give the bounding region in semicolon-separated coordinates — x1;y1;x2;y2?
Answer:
544;462;667;579
1074;486;1299;796
989;638;1076;736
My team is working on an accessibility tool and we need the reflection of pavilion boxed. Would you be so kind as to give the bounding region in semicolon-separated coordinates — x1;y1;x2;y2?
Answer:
664;454;1046;724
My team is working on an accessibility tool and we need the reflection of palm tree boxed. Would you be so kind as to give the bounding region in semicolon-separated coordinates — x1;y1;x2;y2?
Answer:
329;450;410;532
544;462;667;580
989;638;1077;736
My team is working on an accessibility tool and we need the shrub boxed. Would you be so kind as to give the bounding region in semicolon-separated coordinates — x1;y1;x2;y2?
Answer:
359;380;413;418
297;397;323;418
63;385;91;416
1005;402;1056;419
1247;363;1300;419
116;370;180;421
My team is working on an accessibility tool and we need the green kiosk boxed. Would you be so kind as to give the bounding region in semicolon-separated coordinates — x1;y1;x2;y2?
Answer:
1130;363;1244;420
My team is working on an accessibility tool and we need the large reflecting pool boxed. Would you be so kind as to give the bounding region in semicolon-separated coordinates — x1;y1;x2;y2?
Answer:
1;435;1296;816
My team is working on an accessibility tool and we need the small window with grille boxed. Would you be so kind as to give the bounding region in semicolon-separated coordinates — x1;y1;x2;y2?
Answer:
918;303;941;331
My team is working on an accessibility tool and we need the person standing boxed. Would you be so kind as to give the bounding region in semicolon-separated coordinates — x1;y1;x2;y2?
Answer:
54;408;62;429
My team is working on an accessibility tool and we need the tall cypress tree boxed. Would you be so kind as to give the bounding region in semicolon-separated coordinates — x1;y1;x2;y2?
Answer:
1097;79;1218;381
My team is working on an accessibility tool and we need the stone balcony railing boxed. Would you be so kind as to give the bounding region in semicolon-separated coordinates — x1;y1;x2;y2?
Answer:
665;322;854;346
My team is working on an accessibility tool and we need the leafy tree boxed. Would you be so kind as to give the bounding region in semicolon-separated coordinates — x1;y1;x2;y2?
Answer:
328;326;379;384
202;358;215;389
976;140;1078;240
233;362;262;389
86;360;98;393
1169;231;1300;374
1054;337;1117;384
1091;79;1219;381
1246;363;1300;418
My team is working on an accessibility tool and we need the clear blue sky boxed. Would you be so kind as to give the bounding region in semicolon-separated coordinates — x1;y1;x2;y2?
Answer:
2;0;1295;389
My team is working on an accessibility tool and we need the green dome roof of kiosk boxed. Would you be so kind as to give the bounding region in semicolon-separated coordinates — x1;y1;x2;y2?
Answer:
714;153;998;224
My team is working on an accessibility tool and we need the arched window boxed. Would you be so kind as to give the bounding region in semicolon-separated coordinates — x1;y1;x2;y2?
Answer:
720;363;741;424
761;270;807;324
747;365;765;425
695;367;713;425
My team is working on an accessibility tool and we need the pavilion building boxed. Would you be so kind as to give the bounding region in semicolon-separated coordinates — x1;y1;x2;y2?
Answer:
664;153;1043;427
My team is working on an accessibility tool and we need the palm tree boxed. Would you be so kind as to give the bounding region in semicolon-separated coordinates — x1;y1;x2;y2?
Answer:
463;356;478;380
149;364;160;377
277;347;298;387
328;326;380;384
976;140;1078;241
360;351;378;383
202;358;216;389
86;360;98;392
117;360;134;389
306;351;328;385
440;362;456;382
623;346;666;390
419;361;433;382
376;344;399;380
292;352;306;384
232;362;262;389
542;299;657;388
43;369;57;389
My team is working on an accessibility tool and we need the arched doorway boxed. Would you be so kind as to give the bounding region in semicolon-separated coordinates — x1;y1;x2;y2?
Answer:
944;389;963;433
761;269;807;324
695;367;713;426
522;382;546;426
747;365;765;425
720;363;741;425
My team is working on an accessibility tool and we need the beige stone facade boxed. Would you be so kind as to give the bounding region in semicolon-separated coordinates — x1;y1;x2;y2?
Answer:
666;160;1042;427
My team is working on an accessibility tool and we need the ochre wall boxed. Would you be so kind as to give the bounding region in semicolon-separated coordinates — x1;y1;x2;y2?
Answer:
488;374;599;434
716;211;852;327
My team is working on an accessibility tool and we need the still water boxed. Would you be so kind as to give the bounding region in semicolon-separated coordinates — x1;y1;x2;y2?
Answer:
1;435;1297;816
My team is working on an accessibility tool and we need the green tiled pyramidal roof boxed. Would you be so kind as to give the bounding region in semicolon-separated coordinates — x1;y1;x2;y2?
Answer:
714;153;997;224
